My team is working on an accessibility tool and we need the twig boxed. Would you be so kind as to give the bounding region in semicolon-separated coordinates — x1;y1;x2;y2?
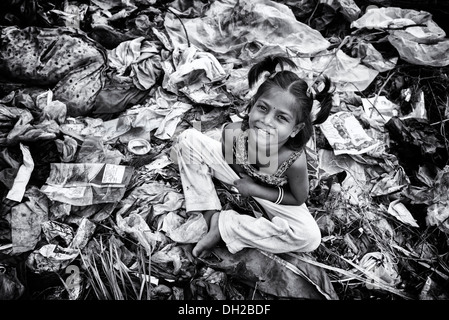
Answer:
166;7;191;47
369;71;396;121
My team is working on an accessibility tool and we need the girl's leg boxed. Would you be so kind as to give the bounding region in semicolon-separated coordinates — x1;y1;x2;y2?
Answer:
192;211;221;258
171;128;241;213
218;199;321;254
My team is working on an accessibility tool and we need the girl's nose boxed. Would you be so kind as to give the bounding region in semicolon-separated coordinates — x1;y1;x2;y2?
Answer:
262;112;275;127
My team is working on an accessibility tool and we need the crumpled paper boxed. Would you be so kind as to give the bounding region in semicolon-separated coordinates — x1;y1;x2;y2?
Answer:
6;143;34;202
11;187;49;254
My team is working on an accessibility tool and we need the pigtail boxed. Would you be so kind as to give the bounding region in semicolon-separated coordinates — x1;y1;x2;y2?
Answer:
248;55;297;89
310;75;334;125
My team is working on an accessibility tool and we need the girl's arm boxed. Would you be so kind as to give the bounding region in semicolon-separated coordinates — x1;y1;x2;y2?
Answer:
234;153;309;206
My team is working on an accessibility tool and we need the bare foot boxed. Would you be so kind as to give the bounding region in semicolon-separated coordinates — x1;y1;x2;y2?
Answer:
192;211;221;258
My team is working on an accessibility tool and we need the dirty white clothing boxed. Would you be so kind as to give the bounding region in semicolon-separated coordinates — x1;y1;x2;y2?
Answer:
171;128;321;254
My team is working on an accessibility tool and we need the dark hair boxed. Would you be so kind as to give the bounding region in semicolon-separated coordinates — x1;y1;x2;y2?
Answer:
243;55;334;150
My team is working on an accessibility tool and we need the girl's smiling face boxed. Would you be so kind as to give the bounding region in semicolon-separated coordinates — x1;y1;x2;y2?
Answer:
247;89;304;150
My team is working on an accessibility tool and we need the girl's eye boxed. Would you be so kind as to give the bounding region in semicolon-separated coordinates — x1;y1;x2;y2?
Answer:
277;115;288;122
257;105;267;111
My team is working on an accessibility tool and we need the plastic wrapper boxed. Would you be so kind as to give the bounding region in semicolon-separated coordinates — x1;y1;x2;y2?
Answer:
69;218;96;250
25;244;79;274
361;96;400;128
319;111;382;155
41;220;75;247
40;163;133;206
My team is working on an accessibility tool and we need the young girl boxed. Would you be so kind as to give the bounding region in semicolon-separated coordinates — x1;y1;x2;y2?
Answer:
171;55;334;258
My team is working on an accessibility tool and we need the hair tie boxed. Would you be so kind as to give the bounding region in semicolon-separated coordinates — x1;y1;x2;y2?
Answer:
268;71;278;79
306;85;316;99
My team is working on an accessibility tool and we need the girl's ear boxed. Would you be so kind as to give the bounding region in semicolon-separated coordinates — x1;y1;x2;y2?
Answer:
291;123;305;137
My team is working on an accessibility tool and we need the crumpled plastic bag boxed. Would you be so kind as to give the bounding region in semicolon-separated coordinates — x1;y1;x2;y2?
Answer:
164;0;330;65
116;212;167;255
388;31;449;67
351;7;449;67
0;105;60;147
201;247;339;300
36;90;67;124
54;135;79;163
312;49;379;92
150;243;195;280
100;99;192;142
162;211;208;243
163;44;230;106
0;146;21;190
122;181;185;217
370;166;410;197
108;36;162;91
354;41;398;72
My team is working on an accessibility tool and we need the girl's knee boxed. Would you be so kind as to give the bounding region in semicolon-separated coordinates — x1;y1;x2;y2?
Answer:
304;226;321;252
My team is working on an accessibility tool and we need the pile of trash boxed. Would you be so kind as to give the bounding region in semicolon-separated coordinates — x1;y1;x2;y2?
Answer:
1;0;449;300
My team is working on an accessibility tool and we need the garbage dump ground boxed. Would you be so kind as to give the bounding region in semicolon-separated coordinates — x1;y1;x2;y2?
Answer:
1;0;449;301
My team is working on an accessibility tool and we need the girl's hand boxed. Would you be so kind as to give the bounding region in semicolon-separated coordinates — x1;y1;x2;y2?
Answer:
233;173;256;197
